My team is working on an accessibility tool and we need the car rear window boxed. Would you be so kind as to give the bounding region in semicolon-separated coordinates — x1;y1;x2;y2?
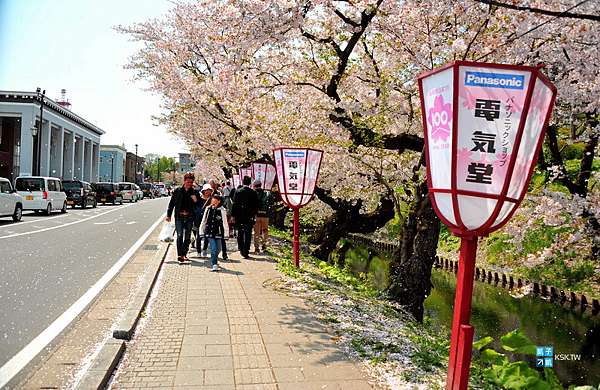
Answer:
96;183;114;191
16;178;45;191
62;181;82;190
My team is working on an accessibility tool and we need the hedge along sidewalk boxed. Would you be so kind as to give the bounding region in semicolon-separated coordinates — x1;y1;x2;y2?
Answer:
109;242;379;390
17;225;170;390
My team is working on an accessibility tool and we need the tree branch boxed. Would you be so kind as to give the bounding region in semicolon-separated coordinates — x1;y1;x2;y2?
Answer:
474;0;600;22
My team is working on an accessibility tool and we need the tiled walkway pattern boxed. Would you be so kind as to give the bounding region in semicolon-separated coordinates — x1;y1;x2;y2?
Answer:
112;245;375;389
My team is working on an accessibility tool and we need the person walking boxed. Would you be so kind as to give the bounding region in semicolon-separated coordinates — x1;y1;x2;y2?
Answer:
199;195;229;271
253;179;272;253
231;176;258;259
194;183;213;257
166;173;200;263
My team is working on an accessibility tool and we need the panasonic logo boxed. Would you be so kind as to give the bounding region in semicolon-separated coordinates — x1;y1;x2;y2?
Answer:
465;71;525;90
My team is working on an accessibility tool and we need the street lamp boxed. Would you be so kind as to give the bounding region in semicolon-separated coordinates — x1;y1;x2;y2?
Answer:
134;144;138;184
35;87;45;176
417;60;557;390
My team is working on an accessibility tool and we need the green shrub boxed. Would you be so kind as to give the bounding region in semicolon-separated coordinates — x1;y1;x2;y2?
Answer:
344;246;370;274
367;256;391;291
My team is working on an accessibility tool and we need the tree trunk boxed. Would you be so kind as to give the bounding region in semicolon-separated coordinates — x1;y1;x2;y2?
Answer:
388;180;440;322
309;190;395;261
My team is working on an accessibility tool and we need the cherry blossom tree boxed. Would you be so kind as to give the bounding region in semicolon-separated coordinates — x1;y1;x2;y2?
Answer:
120;0;600;319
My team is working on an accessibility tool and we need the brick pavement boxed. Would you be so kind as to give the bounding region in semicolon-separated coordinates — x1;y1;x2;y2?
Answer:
110;242;377;390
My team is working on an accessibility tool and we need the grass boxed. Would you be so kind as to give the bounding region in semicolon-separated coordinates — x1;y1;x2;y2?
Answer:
268;227;449;387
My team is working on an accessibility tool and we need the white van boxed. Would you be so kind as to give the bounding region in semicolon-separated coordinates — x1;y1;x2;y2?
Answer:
15;176;68;215
0;177;23;221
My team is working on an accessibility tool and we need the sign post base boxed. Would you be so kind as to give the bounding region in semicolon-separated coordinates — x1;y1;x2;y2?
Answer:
446;236;478;390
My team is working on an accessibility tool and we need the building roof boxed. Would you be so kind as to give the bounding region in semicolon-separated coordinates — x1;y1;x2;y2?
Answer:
100;145;128;153
0;90;105;136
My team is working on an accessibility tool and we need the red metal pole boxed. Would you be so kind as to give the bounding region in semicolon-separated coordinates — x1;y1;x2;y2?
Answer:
446;236;478;390
293;207;300;267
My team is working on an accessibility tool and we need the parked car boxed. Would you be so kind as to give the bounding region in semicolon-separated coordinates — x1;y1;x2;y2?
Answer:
134;184;144;201
117;182;138;203
94;182;123;205
139;183;155;198
15;176;67;215
154;182;167;197
63;180;97;208
0;177;23;222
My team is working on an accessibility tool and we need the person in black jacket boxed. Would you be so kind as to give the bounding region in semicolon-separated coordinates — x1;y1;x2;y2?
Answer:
199;195;229;271
166;173;200;263
231;176;258;258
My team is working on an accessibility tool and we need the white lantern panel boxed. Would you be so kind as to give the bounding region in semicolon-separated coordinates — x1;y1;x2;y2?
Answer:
304;150;322;195
274;151;284;189
422;68;454;190
507;78;554;199
491;201;516;228
239;168;252;180
457;195;497;230
274;148;323;208
232;174;241;188
264;164;276;190
433;193;457;225
456;66;532;196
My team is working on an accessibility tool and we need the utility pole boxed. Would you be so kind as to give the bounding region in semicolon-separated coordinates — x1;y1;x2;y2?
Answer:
134;144;139;184
156;157;160;182
110;155;114;182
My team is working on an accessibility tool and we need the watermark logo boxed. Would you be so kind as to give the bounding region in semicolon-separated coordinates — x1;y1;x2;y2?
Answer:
465;71;525;90
536;345;581;368
536;345;553;368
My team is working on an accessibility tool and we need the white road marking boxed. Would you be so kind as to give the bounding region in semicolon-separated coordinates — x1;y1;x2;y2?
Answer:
93;222;112;225
0;213;166;388
126;221;136;225
0;204;133;240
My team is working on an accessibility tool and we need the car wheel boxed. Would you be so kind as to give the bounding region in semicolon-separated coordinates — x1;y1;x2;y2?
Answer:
112;199;116;205
44;203;52;216
82;200;87;209
93;200;97;208
12;205;22;222
119;199;123;205
61;202;67;214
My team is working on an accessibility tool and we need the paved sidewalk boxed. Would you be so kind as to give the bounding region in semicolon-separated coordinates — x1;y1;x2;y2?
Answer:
110;242;376;390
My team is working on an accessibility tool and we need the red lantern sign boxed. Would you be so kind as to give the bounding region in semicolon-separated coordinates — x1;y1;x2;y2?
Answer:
239;167;252;180
251;162;277;190
273;147;323;266
417;61;556;390
232;174;241;188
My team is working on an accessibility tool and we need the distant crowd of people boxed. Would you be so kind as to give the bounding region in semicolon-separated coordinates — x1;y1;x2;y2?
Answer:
166;173;273;271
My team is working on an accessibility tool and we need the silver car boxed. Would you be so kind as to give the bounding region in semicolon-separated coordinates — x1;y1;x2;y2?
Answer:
117;182;138;203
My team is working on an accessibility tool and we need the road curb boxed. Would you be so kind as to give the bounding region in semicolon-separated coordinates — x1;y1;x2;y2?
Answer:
76;339;125;390
113;241;171;340
76;236;171;390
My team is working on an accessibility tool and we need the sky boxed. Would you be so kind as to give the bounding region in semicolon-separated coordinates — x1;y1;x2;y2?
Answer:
0;0;187;159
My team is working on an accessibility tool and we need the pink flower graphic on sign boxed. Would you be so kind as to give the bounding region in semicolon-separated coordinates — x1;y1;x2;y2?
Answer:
460;89;477;110
428;95;452;143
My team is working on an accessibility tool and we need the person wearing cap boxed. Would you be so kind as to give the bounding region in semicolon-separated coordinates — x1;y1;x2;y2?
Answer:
199;194;229;271
231;176;259;259
166;172;200;263
253;179;272;253
194;183;214;257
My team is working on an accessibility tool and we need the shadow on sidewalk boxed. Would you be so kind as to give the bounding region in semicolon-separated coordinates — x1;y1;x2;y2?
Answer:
186;259;245;275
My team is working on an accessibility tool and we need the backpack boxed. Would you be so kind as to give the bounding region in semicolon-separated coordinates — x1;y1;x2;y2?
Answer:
256;190;271;217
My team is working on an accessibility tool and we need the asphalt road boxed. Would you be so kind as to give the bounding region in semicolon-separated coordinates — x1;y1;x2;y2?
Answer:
0;197;170;368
